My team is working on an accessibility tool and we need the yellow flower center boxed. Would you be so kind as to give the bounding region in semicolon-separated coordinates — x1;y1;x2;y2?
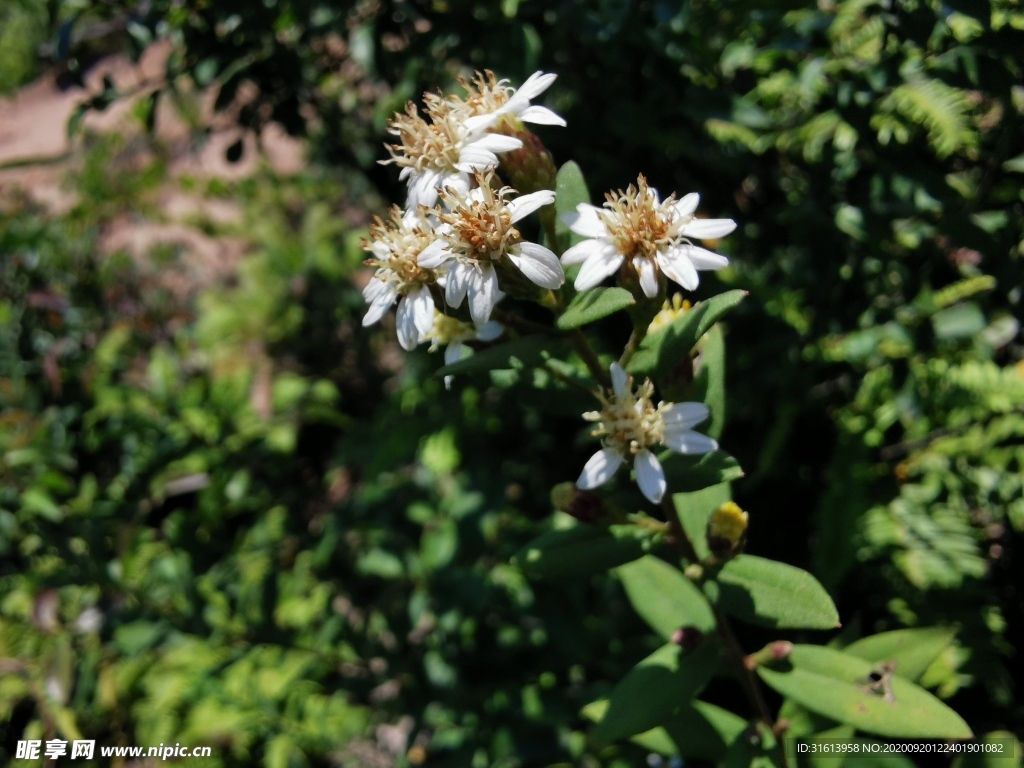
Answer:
600;176;685;262
438;174;522;263
362;207;437;293
584;376;665;457
426;312;475;348
449;70;513;117
383;99;465;174
648;294;692;335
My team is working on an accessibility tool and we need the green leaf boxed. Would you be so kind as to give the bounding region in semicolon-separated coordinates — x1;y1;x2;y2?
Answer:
555;161;591;252
663;701;748;761
512;524;655;580
706;555;839;630
757;645;973;739
626;290;746;379
436;335;561;377
932;302;986;340
691;324;726;439
617;555;716;639
556;287;634;330
844;627;958;682
660;450;744;493
592;643;719;745
674;484;732;562
582;699;745;761
951;732;1022;768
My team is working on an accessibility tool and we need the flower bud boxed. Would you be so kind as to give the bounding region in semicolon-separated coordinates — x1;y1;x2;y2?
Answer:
744;640;794;669
707;501;748;558
497;126;557;195
670;626;705;650
551;482;607;525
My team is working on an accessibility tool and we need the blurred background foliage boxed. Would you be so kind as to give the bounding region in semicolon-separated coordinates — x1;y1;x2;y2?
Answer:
1;0;1022;765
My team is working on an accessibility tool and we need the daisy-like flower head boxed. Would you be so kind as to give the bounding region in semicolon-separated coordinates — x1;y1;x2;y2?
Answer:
382;97;523;208
424;311;504;366
450;70;566;131
362;207;447;351
424;310;503;389
647;293;692;335
576;362;718;504
561;175;737;298
419;170;564;323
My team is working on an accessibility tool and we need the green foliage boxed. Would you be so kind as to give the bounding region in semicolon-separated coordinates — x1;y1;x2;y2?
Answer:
0;2;46;95
556;288;635;331
704;556;840;631
617;556;716;638
758;646;972;739
5;0;1024;761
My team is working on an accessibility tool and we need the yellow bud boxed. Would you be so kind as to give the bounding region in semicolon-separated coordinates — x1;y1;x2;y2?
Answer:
707;501;748;556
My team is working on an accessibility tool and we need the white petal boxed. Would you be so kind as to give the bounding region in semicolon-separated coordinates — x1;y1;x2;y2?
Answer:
673;193;700;218
681;244;730;271
475;321;503;342
657;249;700;291
576;448;624;490
561;238;612;267
468;264;499;323
635;256;659;298
508;190;556;223
634;449;667;504
395;294;420;351
661;402;710;429
610;362;630;397
408;285;436;336
517;105;566;126
462;113;499;134
661;430;718;455
363;275;391;303
444;342;466;366
407;170;441;208
439;172;470;198
516;71;557;101
574;248;624;291
362;283;398;326
456;147;499;173
564;204;608;238
681;218;737;240
446;264;471;307
469;133;523;154
508;242;564;288
417;239;450;269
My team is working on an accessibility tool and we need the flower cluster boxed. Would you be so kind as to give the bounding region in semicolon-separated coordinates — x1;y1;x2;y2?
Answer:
363;71;566;347
364;70;739;510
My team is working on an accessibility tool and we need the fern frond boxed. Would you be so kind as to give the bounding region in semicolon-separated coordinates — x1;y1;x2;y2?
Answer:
874;79;978;158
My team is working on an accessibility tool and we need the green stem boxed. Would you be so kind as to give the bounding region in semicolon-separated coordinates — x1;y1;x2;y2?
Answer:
618;323;649;368
570;329;609;387
659;497;778;733
542;360;595;397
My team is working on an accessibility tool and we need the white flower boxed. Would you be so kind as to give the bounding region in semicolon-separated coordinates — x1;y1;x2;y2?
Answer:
362;207;447;351
382;97;522;208
561;175;736;298
418;170;564;323
453;70;567;131
424;311;504;389
576;362;718;504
